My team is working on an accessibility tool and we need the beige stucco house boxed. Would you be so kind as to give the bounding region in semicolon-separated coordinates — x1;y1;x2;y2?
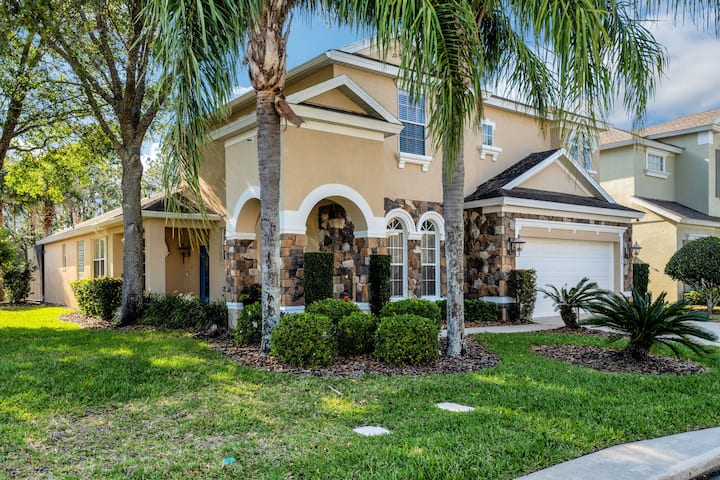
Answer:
35;41;641;318
32;194;225;308
599;109;720;301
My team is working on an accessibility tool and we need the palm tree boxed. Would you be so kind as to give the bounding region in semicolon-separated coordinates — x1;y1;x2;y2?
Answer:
540;277;607;329
584;289;717;361
148;0;707;357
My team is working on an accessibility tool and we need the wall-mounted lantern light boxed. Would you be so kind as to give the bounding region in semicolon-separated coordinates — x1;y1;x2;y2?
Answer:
509;236;526;256
631;241;642;257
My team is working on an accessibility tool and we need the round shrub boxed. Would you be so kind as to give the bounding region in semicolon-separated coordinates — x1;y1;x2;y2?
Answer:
270;313;337;367
374;314;439;365
337;312;377;356
380;298;441;323
233;302;262;345
71;277;123;320
305;298;361;325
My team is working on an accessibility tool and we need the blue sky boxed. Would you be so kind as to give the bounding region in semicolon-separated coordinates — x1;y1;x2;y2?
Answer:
232;15;720;130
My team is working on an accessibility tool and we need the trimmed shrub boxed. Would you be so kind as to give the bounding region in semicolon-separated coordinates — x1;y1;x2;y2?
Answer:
233;302;262;345
374;314;439;365
270;313;336;367
633;263;650;296
141;292;227;330
508;269;536;323
666;236;720;312
437;299;499;322
337;312;377;356
71;277;123;320
380;298;441;323
684;289;711;306
306;298;361;325
303;252;334;306
369;254;391;315
4;263;32;304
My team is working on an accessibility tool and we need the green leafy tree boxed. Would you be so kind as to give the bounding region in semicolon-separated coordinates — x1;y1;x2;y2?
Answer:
665;236;720;313
20;0;169;324
584;289;717;361
539;277;607;329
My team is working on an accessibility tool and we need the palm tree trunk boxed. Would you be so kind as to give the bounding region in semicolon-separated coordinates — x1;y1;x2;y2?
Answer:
257;90;282;352
443;141;465;357
118;146;144;325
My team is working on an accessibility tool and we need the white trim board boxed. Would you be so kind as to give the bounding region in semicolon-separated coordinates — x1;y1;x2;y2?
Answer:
465;196;644;220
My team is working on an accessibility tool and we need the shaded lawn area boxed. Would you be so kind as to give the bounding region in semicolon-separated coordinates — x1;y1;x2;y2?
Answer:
2;307;720;479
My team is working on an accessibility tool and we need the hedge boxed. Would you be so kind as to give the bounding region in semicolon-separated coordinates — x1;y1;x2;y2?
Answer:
270;313;336;367
142;292;228;330
437;299;499;322
508;269;536;323
633;263;650;296
70;277;123;320
304;252;334;305
369;254;391;315
374;314;439;365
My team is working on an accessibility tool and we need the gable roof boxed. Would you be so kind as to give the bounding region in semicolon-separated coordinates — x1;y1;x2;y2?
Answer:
640;109;720;138
37;193;221;245
465;149;641;216
632;197;720;226
598;127;683;153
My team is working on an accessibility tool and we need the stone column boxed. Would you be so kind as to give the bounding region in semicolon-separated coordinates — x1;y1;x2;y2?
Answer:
354;237;387;302
280;233;307;306
224;238;258;302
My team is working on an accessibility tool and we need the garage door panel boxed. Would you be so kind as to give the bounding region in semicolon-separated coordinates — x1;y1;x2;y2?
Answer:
516;238;614;318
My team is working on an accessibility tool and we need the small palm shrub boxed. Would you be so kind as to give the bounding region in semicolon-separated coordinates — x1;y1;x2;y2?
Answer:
233;302;262;345
539;277;606;329
374;314;439;365
337;312;377;356
380;298;441;324
583;289;717;361
270;313;336;367
305;298;361;326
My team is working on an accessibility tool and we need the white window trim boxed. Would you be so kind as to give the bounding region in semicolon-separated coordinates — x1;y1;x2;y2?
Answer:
61;244;67;270
397;151;434;172
479;120;502;161
387;216;409;298
77;240;85;280
645;149;669;178
419;220;441;299
93;237;107;278
398;90;427;158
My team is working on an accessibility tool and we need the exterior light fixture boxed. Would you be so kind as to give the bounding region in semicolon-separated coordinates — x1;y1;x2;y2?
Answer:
509;236;526;256
631;241;642;257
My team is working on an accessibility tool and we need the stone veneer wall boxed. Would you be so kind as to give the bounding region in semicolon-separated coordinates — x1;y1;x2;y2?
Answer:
384;198;446;297
464;208;634;298
224;239;259;302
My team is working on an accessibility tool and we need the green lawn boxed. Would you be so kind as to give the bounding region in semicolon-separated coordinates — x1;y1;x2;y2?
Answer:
2;306;720;479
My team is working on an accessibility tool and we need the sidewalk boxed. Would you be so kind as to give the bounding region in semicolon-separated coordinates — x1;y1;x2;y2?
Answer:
516;427;720;480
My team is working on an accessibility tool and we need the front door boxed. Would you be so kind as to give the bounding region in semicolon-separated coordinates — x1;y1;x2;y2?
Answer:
199;246;210;302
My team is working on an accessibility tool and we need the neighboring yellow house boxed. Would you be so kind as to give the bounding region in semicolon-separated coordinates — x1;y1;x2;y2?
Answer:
35;41;642;317
32;193;225;308
599;109;720;301
203;41;640;319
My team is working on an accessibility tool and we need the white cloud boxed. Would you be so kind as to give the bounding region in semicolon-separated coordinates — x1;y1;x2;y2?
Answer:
610;18;720;128
232;85;253;99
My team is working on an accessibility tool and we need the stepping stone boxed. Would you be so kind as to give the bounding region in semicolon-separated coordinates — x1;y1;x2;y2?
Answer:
353;425;391;436
436;402;475;412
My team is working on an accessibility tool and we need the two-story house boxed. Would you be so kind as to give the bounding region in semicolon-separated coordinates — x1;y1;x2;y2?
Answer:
34;41;640;319
599;109;720;301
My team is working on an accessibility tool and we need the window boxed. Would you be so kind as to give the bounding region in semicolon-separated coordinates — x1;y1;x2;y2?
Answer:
481;122;494;146
62;244;67;269
93;238;106;278
398;90;426;156
387;218;406;297
647;152;665;172
77;241;85;280
420;221;439;297
569;133;594;172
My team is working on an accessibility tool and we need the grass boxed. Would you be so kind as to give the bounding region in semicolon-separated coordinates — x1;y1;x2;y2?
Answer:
1;306;720;479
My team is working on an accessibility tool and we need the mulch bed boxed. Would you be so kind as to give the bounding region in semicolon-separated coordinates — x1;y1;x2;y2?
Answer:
60;312;114;329
207;335;500;376
531;344;706;375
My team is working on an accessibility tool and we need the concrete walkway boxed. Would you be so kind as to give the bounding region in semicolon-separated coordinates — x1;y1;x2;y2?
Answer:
516;427;720;480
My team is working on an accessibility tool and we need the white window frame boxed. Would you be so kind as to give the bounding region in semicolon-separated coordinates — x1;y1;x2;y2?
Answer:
93;238;107;278
419;220;440;298
62;244;67;270
77;240;85;280
387;217;408;298
569;132;596;173
645;149;669;178
396;90;433;172
478;119;502;161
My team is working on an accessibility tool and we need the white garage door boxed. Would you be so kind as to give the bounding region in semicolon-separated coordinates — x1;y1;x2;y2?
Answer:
515;238;614;318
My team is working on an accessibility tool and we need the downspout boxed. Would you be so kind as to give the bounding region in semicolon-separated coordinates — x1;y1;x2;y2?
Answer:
34;244;45;303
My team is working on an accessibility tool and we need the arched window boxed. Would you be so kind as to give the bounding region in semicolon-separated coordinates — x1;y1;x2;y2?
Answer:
387;218;406;297
420;220;439;297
